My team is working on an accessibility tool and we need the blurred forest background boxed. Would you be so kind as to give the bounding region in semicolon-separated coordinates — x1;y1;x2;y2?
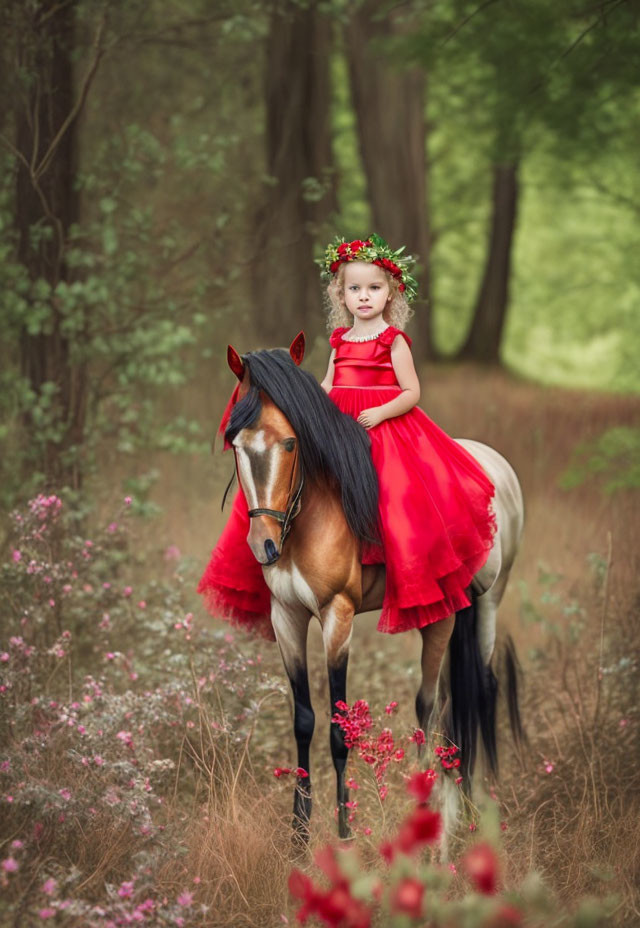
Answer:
1;0;639;509
1;1;639;926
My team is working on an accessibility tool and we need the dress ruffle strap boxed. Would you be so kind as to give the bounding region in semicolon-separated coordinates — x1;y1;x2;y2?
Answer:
329;327;350;348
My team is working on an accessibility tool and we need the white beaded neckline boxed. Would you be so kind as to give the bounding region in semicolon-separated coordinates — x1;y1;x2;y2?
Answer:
342;324;390;343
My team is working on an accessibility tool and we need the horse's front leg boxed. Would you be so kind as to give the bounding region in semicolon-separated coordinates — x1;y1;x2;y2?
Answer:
270;598;314;846
320;592;355;840
415;614;456;747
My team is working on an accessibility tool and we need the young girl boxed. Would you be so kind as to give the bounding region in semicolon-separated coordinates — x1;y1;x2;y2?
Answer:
198;234;496;637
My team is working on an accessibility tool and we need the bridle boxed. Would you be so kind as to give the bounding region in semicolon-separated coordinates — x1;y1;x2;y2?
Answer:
241;443;304;549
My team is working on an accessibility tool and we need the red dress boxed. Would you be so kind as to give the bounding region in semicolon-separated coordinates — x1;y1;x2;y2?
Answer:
197;326;496;638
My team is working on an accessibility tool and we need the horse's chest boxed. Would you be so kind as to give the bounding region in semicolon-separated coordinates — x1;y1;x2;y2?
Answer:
263;562;320;616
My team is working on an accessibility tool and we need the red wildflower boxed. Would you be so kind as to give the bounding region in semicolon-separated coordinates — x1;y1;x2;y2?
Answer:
485;903;524;927
289;850;372;928
390;877;424;919
273;767;291;778
409;728;426;746
385;701;398;715
462;842;499;895
406;769;437;804
330;260;341;274
314;846;344;884
383;807;442;860
295;767;309;778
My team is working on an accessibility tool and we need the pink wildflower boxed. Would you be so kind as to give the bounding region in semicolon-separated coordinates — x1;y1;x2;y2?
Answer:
42;878;57;895
124;496;132;505
390;877;424;919
118;881;135;898
177;892;193;906
2;857;18;872
12;550;21;562
137;600;146;610
462;842;499;895
385;701;398;715
544;762;554;774
38;909;56;919
0;653;9;663
107;522;118;533
123;586;132;597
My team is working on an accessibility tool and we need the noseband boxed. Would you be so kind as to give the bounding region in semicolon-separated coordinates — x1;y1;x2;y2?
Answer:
243;445;304;548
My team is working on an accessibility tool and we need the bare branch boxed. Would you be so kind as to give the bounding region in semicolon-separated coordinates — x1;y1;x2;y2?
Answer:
35;15;107;182
441;0;501;45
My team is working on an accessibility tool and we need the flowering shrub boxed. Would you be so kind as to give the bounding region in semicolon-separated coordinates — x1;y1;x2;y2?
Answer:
0;493;288;926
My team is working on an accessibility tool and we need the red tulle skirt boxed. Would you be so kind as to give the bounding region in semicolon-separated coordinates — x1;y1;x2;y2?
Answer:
198;386;496;638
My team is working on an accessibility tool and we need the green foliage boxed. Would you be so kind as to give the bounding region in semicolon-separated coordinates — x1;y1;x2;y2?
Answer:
560;426;640;492
389;0;640;389
0;491;288;924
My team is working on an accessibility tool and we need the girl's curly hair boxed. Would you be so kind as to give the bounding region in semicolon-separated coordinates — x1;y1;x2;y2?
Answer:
325;263;413;332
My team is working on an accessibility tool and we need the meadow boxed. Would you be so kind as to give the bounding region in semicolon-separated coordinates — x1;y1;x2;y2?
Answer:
2;361;638;927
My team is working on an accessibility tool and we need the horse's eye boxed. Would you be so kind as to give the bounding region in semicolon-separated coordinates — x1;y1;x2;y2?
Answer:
282;438;296;452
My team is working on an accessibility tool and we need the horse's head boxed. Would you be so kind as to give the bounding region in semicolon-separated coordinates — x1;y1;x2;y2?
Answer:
226;333;305;566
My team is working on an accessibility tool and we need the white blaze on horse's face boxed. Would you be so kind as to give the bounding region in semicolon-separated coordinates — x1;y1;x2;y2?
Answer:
232;403;299;565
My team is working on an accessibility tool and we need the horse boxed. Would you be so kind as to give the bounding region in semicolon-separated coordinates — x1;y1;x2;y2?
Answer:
223;332;525;843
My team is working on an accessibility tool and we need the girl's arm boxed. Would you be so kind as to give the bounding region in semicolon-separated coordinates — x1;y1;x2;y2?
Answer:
357;336;420;429
320;349;336;393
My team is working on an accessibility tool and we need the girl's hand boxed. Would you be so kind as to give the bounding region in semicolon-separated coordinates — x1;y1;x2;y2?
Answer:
357;407;385;429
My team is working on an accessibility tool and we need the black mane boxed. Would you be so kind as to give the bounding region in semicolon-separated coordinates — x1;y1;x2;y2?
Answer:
225;349;380;545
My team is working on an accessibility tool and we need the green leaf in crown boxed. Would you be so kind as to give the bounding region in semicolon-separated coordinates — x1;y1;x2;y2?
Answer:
317;233;418;303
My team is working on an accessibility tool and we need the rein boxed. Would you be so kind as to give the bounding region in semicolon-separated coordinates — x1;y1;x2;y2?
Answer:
244;446;305;548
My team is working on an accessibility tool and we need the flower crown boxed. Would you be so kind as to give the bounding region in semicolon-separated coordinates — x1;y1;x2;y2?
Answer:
320;233;418;303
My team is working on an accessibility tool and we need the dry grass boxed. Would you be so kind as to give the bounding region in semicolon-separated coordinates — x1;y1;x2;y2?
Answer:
91;360;640;924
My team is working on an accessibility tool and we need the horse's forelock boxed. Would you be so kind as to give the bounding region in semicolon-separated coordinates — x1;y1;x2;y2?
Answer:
240;349;380;544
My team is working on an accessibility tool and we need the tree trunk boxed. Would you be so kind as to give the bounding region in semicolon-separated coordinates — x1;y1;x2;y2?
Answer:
345;3;433;360
13;2;87;490
457;163;519;364
252;2;336;345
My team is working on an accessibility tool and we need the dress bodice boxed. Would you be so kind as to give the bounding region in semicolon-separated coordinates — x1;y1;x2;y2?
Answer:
329;326;412;388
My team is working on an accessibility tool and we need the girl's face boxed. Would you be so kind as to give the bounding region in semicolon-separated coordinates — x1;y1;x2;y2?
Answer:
342;262;390;323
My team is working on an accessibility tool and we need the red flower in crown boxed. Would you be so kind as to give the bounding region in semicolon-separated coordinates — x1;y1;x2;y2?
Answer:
321;233;419;302
376;257;402;278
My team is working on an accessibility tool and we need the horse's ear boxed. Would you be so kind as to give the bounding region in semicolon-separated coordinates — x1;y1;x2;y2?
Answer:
289;331;305;366
227;345;245;381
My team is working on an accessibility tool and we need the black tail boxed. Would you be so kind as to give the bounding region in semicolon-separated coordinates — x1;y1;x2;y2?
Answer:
504;634;527;754
448;589;499;785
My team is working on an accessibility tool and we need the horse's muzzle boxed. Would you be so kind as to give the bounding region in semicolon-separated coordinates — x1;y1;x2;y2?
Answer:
263;538;280;564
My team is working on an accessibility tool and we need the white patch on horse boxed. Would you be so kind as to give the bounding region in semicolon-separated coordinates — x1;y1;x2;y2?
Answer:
291;562;320;617
322;602;352;660
263;564;292;602
248;429;267;453
264;562;319;617
234;445;259;509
